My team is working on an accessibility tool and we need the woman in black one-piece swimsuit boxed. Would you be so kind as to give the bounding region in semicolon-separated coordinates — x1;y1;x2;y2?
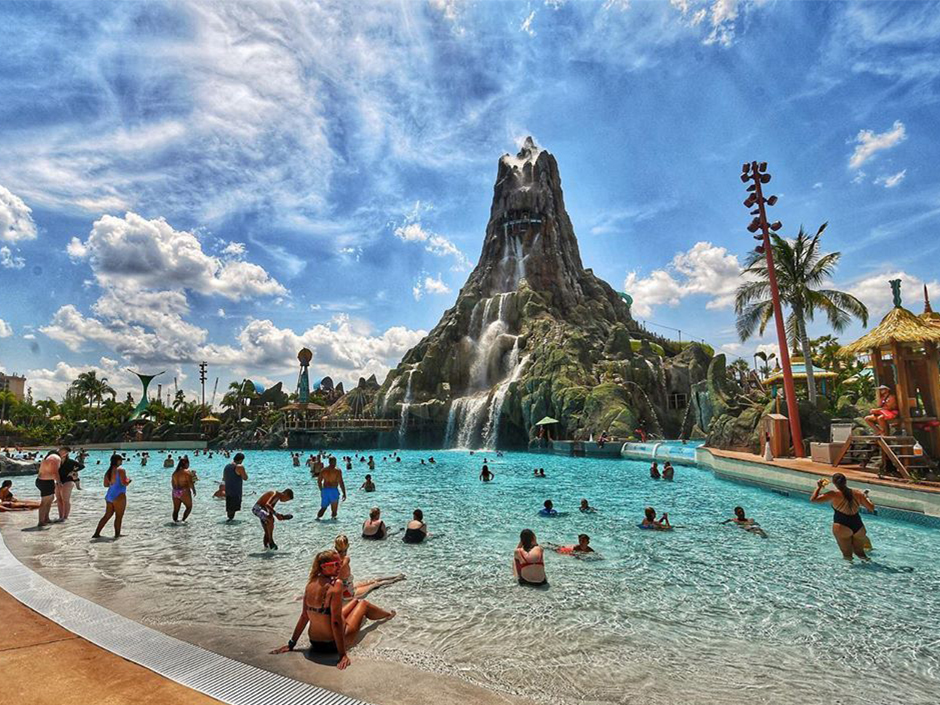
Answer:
810;473;876;560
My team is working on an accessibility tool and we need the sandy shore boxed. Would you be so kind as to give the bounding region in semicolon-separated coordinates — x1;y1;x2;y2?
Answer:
0;512;535;705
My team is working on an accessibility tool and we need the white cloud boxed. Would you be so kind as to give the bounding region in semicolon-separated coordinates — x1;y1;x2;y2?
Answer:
0;185;37;243
25;359;146;402
812;182;823;189
0;245;25;269
217;308;226;318
412;272;452;301
849;120;906;169
521;11;536;36
69;212;285;301
623;241;743;317
22;334;35;340
221;242;247;257
848;270;940;320
205;316;427;383
875;169;906;188
0;319;12;338
670;0;746;47
393;217;471;271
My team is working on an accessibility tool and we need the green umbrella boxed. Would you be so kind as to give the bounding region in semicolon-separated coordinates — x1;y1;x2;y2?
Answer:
535;416;559;426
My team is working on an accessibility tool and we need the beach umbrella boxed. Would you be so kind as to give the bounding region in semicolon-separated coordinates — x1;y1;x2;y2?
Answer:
239;417;252;423
535;416;559;425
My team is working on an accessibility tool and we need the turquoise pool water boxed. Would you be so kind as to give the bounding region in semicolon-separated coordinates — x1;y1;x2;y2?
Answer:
7;449;940;705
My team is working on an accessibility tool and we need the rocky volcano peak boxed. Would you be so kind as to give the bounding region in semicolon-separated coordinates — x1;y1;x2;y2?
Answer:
376;139;707;450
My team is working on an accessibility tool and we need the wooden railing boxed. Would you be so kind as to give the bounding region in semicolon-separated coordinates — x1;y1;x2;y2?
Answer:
285;418;402;432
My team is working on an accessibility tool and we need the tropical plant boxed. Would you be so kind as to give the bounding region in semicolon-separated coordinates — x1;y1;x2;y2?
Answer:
754;350;777;378
69;371;116;413
735;223;869;404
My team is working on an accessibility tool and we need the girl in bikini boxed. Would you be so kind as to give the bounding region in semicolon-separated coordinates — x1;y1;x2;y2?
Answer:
270;550;395;669
171;456;196;522
811;473;876;560
514;529;547;586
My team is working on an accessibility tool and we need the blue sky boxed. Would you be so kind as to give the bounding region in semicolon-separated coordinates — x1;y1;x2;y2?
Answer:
1;0;938;401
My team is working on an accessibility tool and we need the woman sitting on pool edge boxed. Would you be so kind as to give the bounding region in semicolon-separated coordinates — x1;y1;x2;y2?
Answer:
810;472;876;560
362;507;387;540
271;549;395;668
639;507;671;530
514;529;547;586
402;509;429;543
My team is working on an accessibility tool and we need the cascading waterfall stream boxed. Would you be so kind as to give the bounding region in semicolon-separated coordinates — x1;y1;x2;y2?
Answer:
398;370;414;447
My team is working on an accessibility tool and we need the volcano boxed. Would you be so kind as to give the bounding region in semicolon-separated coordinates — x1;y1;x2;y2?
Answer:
376;138;710;449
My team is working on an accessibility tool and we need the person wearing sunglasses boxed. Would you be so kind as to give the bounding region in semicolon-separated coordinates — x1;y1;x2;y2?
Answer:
270;549;396;668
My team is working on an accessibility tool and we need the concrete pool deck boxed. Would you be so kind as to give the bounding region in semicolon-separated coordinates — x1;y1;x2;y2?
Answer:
0;588;224;705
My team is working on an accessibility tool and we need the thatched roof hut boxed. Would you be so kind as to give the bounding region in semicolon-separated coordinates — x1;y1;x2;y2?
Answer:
840;305;940;356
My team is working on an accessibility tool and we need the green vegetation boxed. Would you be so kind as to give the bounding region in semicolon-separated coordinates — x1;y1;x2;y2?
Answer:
735;223;868;404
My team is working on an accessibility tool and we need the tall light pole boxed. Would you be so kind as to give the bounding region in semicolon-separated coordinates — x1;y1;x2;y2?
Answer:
198;361;208;408
741;161;805;457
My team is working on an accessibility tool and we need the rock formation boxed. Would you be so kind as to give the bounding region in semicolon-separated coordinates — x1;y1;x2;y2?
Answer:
376;138;710;448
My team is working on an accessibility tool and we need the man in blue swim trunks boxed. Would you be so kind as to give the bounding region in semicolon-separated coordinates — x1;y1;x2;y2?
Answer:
316;456;347;520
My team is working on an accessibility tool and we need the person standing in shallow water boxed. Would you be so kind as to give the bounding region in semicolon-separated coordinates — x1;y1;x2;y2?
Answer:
223;453;247;521
35;451;61;527
252;488;293;550
55;446;83;522
171;456;196;522
317;457;346;521
93;454;130;539
810;473;876;560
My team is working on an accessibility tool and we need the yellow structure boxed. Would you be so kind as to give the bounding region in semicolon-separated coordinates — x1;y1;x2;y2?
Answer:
0;373;26;401
765;356;837;398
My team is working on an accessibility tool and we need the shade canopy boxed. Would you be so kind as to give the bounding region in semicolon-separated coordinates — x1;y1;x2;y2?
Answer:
840;306;940;356
765;357;837;386
535;416;559;425
200;415;220;423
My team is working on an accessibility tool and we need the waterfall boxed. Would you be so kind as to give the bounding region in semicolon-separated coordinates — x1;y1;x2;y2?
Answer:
398;370;414;448
447;290;525;449
481;345;527;449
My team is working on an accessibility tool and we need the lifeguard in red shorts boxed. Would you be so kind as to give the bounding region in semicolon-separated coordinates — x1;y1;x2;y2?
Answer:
865;385;899;435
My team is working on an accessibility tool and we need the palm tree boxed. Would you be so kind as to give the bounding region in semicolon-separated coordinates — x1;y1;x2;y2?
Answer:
754;350;777;378
735;223;869;404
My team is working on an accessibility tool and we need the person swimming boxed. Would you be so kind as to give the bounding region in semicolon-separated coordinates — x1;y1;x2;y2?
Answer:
360;474;376;492
362;507;387;540
639;506;671;531
513;529;547;586
480;464;494;482
579;499;596;513
402;509;429;544
810;473;876;560
553;534;595;555
538;499;558;517
662;462;674;481
649;462;660;480
721;506;767;538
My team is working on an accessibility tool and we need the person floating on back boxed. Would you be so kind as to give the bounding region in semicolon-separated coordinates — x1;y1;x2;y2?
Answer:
252;488;293;550
223;453;247;521
402;509;429;544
